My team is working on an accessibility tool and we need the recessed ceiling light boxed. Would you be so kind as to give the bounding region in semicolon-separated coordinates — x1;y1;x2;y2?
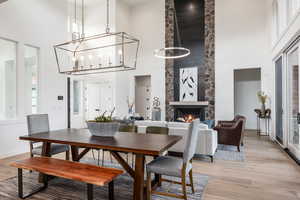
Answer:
189;3;194;10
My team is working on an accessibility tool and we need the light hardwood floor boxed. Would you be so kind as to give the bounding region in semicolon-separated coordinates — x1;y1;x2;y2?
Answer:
0;131;299;200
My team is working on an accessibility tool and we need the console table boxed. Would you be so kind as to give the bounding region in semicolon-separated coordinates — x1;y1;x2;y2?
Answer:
254;109;271;136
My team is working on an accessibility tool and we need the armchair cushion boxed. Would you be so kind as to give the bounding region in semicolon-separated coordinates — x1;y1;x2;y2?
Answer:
201;120;215;129
146;156;192;177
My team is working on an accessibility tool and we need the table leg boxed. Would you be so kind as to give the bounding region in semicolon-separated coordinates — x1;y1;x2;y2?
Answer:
153;156;161;187
134;154;145;200
258;118;261;136
111;151;135;178
38;142;51;183
71;146;80;161
265;119;267;136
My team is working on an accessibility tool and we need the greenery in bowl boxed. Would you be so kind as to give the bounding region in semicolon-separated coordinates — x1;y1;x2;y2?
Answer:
88;108;115;123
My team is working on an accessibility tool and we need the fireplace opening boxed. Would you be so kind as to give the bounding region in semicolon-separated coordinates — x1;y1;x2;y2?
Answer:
174;107;205;122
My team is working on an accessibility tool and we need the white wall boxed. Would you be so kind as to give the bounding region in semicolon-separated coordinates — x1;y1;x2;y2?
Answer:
234;69;261;129
120;0;165;119
70;0;165;121
0;0;69;158
215;0;271;123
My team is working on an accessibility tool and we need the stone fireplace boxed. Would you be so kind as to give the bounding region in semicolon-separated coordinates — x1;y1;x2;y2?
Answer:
165;0;215;121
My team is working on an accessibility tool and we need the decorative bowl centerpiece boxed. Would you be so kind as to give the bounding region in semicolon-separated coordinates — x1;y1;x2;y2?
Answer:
86;108;120;137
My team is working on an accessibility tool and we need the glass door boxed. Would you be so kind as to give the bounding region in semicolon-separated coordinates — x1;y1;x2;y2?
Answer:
287;45;300;160
275;56;284;144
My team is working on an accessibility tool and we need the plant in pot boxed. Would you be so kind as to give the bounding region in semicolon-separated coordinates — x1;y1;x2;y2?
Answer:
257;91;268;117
86;108;120;137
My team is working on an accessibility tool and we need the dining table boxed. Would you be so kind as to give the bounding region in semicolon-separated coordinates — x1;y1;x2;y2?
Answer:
19;128;182;200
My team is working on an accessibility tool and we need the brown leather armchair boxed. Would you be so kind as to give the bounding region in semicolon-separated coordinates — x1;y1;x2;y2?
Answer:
214;117;245;152
216;115;246;146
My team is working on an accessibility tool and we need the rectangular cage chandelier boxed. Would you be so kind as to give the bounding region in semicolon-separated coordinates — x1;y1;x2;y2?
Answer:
54;0;140;75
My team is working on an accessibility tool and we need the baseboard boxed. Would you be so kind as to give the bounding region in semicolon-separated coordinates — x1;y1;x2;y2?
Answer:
0;150;27;159
284;148;300;165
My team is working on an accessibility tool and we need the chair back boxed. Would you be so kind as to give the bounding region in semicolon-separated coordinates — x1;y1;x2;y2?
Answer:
27;114;50;135
119;125;137;133
183;119;200;163
146;126;169;135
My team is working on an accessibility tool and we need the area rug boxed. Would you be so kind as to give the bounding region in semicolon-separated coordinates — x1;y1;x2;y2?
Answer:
195;145;245;162
0;172;209;200
214;144;245;161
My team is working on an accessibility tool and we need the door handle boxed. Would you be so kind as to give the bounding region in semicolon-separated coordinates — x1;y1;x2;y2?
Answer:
297;113;300;124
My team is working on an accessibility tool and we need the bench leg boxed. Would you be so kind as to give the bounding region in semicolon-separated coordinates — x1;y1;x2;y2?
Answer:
109;181;114;200
18;168;23;198
18;168;48;199
87;184;93;200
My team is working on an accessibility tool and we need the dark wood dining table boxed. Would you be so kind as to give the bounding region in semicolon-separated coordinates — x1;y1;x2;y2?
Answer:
19;129;182;200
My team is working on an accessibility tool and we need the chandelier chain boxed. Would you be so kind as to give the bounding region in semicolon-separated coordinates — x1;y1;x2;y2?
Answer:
82;0;85;37
106;0;110;33
74;0;77;27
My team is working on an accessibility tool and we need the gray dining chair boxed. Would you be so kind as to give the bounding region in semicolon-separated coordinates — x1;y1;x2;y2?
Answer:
146;119;200;200
27;114;70;160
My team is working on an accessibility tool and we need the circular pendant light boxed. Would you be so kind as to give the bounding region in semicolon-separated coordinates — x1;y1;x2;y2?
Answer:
154;47;190;59
154;7;190;59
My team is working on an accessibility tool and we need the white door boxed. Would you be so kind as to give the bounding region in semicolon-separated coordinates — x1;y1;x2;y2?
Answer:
86;83;101;120
287;44;300;160
86;82;114;120
99;83;114;115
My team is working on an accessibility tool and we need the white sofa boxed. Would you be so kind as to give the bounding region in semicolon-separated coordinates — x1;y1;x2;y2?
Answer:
134;120;218;162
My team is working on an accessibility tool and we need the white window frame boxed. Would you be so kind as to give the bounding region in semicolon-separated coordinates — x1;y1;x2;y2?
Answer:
0;37;18;122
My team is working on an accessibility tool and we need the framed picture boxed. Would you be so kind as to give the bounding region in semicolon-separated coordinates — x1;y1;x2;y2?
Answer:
180;67;198;101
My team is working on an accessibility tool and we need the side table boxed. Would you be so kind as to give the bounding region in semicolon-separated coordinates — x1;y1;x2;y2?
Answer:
254;109;271;136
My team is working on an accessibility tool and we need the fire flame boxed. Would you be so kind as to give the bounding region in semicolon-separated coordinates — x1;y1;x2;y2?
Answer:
184;114;195;123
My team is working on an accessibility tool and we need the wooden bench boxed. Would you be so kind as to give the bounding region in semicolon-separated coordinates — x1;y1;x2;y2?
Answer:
10;157;123;200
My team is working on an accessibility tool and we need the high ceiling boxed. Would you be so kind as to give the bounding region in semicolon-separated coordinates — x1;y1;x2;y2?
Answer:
0;0;8;4
68;0;149;6
121;0;149;5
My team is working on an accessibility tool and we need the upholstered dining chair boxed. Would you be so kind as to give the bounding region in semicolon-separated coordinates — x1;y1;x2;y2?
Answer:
119;124;138;133
146;126;169;135
146;126;169;157
119;125;138;167
27;114;70;160
146;119;200;200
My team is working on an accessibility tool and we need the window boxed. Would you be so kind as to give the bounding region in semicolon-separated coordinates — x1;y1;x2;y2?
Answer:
0;38;17;120
24;45;39;114
287;0;299;22
73;80;81;114
272;0;280;40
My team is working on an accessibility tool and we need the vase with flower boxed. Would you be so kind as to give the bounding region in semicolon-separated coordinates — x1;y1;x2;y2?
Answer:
257;91;268;117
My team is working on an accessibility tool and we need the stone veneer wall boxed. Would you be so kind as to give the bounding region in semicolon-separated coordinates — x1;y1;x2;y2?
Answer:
165;0;175;121
165;0;215;121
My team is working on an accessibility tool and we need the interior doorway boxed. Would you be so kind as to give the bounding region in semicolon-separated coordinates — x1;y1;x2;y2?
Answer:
135;76;151;120
69;80;114;129
85;81;114;121
234;68;261;130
